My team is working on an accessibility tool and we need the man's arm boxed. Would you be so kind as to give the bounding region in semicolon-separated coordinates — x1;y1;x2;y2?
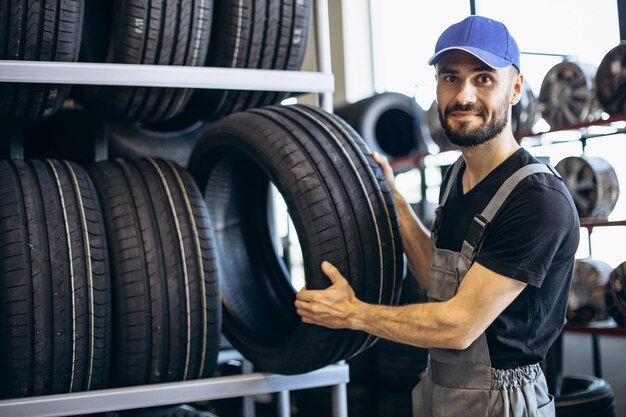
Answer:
295;260;527;350
372;152;433;287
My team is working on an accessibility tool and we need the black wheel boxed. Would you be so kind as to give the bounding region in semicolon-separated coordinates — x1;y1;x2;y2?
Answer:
188;104;403;374
89;158;221;386
0;159;111;398
555;375;615;417
334;92;434;164
0;0;84;122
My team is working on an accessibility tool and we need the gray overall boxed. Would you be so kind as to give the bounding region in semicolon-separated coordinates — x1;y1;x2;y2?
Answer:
412;158;557;417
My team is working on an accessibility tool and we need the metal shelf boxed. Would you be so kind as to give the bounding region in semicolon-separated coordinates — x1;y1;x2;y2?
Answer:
0;0;334;114
0;362;350;417
0;60;334;93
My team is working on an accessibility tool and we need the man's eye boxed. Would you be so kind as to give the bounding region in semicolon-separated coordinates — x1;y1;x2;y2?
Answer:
478;75;492;83
444;75;457;82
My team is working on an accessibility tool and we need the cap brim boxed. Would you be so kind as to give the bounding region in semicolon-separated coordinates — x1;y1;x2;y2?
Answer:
428;46;512;69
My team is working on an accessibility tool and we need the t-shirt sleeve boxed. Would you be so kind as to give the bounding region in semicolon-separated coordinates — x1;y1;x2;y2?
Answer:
475;180;579;287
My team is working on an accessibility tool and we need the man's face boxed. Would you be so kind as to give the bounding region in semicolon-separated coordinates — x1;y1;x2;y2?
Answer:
435;50;521;147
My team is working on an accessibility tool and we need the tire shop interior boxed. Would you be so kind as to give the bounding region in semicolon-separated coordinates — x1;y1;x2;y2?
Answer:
1;0;625;416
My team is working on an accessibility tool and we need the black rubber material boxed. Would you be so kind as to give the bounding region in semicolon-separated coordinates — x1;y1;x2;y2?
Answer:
107;115;212;168
89;158;221;386
334;92;434;164
76;0;213;122
0;159;111;398
185;0;312;122
188;104;403;374
0;0;84;122
555;374;615;417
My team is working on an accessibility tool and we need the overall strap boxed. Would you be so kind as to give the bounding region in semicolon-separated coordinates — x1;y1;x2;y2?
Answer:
440;155;465;207
460;163;556;262
432;155;465;243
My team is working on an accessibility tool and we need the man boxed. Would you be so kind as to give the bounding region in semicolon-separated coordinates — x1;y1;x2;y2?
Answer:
295;15;580;417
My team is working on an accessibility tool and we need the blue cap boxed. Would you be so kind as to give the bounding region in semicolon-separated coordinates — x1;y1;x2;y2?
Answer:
428;15;520;72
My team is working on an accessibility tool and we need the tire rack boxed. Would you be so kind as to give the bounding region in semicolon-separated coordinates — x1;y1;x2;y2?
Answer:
0;1;350;417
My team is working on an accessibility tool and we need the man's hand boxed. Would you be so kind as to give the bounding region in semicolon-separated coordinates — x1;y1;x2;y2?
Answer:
295;261;361;329
371;151;397;194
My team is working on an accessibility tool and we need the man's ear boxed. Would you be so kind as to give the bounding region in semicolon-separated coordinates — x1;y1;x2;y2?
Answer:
510;72;524;106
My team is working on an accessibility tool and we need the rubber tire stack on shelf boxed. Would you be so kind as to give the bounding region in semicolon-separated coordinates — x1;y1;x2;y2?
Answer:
0;0;83;122
1;1;405;416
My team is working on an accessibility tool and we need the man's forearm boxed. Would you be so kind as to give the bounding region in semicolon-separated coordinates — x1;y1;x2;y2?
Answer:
348;299;472;350
393;192;433;287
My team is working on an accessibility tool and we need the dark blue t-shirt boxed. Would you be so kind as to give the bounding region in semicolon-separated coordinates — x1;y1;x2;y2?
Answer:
436;148;580;369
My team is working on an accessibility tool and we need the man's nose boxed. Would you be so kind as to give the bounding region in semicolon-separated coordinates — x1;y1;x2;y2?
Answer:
454;80;477;104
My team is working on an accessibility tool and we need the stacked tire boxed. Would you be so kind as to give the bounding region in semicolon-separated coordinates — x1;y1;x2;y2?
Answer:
186;0;312;121
90;158;221;386
0;159;110;398
75;0;214;122
0;157;222;399
0;0;84;122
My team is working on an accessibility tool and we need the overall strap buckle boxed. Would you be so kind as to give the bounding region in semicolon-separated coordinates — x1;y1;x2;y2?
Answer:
464;213;489;257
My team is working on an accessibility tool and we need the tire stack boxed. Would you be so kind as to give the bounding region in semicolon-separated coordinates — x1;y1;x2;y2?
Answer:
0;157;223;401
0;159;110;398
0;0;84;122
74;0;214;123
2;0;407;414
185;0;312;121
89;158;222;387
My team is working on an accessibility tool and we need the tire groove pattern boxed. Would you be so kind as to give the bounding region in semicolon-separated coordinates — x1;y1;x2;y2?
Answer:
89;158;220;386
75;0;213;122
0;159;111;399
0;0;83;122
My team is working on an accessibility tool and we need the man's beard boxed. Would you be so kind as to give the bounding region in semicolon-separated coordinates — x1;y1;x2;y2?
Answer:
438;99;509;147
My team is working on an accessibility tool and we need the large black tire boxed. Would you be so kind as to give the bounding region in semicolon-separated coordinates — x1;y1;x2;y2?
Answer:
334;92;434;166
89;158;221;386
75;0;213;122
0;0;84;122
185;0;312;122
0;159;111;398
188;104;403;374
555;374;615;417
